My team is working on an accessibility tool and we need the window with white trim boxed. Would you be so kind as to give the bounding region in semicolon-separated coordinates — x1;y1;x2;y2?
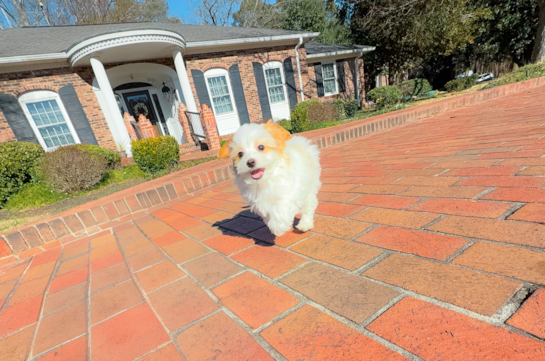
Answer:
19;91;80;151
322;62;338;95
264;66;286;103
206;73;234;114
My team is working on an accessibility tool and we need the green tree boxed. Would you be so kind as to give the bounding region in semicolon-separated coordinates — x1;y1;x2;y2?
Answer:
281;0;351;44
346;0;488;85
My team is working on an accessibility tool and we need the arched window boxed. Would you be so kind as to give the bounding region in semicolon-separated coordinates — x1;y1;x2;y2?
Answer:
19;91;80;151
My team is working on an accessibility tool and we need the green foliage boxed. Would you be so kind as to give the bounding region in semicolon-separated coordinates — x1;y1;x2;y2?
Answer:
3;183;67;211
76;144;121;170
40;145;106;194
367;86;402;108
122;164;146;180
307;102;340;123
290;99;321;133
220;140;227;147
484;62;545;89
349;0;488;87
0;142;44;206
331;99;346;119
278;119;293;132
305;120;341;131
444;74;478;92
281;0;351;44
459;0;538;66
99;170;124;187
131;136;180;174
399;79;433;98
344;99;359;118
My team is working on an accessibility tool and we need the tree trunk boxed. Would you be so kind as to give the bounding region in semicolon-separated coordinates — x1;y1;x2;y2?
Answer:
532;0;545;62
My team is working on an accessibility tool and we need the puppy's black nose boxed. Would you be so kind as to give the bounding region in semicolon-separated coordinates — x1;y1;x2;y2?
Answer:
247;159;256;168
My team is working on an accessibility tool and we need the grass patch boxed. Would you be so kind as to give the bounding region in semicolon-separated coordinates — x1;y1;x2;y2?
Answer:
4;184;68;211
484;62;545;89
220;140;227;147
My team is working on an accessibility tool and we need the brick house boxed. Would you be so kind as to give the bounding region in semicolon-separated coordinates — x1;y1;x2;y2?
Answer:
0;23;374;157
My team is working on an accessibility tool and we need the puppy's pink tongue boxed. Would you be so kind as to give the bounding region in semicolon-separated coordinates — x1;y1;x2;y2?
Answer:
251;168;265;179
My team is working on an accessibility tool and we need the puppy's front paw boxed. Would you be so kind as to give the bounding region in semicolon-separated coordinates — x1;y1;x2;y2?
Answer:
266;219;290;237
296;219;314;232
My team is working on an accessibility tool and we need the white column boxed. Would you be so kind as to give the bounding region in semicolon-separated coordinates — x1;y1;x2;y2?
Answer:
90;57;132;157
172;49;198;113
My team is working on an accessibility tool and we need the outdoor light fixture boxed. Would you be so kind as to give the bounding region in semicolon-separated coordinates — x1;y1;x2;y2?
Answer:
162;82;175;103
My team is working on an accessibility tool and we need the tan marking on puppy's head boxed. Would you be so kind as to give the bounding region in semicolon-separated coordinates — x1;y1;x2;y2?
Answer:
263;120;291;153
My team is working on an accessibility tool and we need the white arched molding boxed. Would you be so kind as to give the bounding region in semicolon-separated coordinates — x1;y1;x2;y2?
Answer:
68;30;186;67
18;90;81;151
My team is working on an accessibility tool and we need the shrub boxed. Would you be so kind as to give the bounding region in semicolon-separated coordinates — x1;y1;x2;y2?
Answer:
76;144;121;170
399;79;432;98
367;86;402;108
278;119;292;132
331;99;345;119
131;136;180;174
445;74;478;92
0;142;44;206
122;164;146;180
3;183;67;211
344;99;358;118
290;99;320;133
307;102;339;124
40;145;106;194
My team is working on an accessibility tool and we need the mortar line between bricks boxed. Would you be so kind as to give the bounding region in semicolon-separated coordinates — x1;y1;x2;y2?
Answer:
27;246;69;360
0;258;32;315
111;226;173;338
492;286;532;325
86;244;92;361
136;224;292;361
498;202;526;220
259;271;422;361
444;241;475;263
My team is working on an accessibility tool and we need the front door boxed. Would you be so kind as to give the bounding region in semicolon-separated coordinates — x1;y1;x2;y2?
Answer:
264;62;290;121
122;90;161;136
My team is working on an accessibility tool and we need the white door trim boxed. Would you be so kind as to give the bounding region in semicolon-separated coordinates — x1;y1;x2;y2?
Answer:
204;68;240;135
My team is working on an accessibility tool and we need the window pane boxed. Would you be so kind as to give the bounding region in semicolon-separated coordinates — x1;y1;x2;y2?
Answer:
269;85;285;103
212;95;233;114
29;99;75;149
207;76;229;97
322;64;335;80
324;79;336;94
265;68;283;87
207;75;234;114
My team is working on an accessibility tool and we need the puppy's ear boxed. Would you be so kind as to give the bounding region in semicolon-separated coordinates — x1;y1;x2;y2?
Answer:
218;139;232;159
263;120;291;144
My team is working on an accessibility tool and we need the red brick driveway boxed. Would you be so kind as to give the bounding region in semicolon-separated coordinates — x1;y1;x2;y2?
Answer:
2;87;545;360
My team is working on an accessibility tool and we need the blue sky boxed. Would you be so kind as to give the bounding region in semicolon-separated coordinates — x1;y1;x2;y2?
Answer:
168;0;200;24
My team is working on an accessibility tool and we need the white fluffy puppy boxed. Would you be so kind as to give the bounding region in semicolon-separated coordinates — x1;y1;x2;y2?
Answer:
218;120;321;237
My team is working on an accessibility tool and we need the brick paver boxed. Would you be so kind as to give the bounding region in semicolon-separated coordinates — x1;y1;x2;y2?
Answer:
2;85;545;359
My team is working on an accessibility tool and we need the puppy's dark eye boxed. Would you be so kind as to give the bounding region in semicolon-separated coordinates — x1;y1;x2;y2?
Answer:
238;151;244;158
258;145;265;151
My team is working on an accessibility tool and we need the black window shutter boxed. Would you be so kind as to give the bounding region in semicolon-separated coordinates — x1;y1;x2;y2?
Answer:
228;64;250;125
314;64;324;97
336;61;346;93
58;85;98;145
190;69;212;109
252;62;272;121
283;58;298;111
0;93;39;144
